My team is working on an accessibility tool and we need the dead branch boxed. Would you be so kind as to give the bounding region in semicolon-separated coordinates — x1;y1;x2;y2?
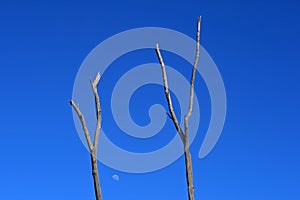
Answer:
70;73;103;200
155;16;202;200
69;100;94;152
89;72;102;155
183;16;201;200
155;44;185;143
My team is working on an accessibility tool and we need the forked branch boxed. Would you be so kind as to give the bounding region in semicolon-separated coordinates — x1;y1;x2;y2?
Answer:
70;72;103;200
155;16;202;200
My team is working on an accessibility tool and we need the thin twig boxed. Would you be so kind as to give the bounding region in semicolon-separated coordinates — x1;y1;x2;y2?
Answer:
69;100;94;152
90;72;102;155
155;43;185;142
184;16;201;141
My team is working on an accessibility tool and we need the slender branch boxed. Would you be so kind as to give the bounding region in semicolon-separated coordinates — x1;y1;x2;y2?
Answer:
156;17;202;200
69;100;94;152
90;72;102;155
70;73;103;200
155;43;185;142
183;16;201;200
184;16;201;138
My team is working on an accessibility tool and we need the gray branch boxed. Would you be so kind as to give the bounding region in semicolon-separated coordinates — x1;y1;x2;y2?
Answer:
69;100;94;152
70;73;103;200
155;43;185;143
156;16;202;200
183;16;201;200
89;72;102;155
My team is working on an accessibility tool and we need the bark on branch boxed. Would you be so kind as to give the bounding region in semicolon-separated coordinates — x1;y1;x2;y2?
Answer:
70;72;103;200
155;44;185;143
156;16;202;200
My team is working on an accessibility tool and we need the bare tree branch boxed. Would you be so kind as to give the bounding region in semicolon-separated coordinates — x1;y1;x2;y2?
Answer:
183;16;201;200
69;100;94;152
89;72;102;154
155;43;185;142
185;16;201;128
70;73;103;200
156;16;202;200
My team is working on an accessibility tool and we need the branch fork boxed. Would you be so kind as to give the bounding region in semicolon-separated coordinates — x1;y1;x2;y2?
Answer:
70;72;103;200
155;16;202;200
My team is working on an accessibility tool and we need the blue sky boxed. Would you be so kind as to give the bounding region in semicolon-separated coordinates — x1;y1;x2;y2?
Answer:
0;0;299;199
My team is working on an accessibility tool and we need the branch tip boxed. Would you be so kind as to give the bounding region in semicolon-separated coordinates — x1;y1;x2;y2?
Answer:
197;16;202;32
198;16;202;23
93;72;101;87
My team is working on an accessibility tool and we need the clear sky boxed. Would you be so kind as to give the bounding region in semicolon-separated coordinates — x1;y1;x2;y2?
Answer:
0;0;299;199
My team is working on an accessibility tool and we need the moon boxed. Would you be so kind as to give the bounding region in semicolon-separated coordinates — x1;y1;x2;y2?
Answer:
112;174;119;181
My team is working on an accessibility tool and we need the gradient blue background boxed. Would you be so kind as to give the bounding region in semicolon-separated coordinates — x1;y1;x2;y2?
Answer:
0;0;299;199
